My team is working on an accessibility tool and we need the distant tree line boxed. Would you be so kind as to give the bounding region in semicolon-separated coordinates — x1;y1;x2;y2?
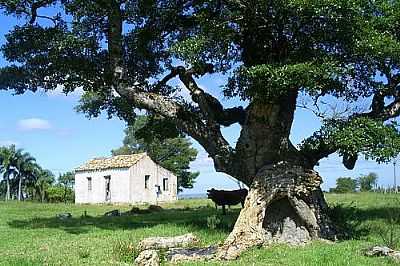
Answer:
0;145;74;202
330;172;379;193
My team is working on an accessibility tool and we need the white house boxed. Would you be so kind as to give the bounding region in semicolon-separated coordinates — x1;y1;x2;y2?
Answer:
74;153;177;204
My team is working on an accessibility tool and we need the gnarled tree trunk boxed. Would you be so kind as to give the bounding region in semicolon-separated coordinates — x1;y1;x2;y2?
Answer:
217;162;336;260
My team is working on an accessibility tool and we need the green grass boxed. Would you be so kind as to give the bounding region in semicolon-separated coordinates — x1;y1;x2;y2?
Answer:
0;193;400;265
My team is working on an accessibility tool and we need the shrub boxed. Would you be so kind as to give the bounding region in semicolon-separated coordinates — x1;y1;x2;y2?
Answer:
47;185;74;203
207;215;221;230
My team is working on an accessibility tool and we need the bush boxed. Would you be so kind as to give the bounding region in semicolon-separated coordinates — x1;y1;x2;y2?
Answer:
47;185;74;203
207;215;221;230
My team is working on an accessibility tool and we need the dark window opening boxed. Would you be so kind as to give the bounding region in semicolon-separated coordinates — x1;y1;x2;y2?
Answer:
163;178;169;191
87;177;92;191
105;176;111;201
145;175;150;189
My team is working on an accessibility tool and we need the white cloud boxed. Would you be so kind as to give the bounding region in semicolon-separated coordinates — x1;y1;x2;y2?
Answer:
0;140;19;147
18;118;52;131
45;85;84;98
190;151;213;169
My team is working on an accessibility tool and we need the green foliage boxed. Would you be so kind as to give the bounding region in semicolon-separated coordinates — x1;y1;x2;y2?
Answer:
206;215;221;230
112;115;199;191
47;185;74;203
226;60;346;100
376;201;400;249
331;177;358;193
0;145;39;200
1;0;400;174
358;173;378;192
112;240;139;263
58;172;74;189
301;117;400;164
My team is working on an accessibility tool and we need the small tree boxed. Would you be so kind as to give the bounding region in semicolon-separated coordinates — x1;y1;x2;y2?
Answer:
358;172;378;192
58;172;75;203
332;177;358;193
112;115;199;191
34;168;55;203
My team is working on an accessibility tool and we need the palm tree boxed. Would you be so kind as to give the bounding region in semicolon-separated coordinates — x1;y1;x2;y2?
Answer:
33;167;54;203
0;146;18;201
15;151;37;201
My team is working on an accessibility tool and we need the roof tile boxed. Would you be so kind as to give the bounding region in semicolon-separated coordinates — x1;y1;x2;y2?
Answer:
75;153;146;172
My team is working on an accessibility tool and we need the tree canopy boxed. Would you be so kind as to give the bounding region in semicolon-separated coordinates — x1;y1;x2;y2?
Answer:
1;0;400;183
358;172;378;192
330;177;358;193
111;115;198;191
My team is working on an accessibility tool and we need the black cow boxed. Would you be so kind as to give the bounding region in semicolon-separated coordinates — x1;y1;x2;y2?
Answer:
207;188;248;214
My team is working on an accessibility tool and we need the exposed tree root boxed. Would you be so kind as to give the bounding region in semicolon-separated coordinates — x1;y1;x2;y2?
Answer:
217;162;336;260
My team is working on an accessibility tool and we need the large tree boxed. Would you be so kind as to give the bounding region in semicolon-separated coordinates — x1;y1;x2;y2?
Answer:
1;0;400;259
111;115;198;191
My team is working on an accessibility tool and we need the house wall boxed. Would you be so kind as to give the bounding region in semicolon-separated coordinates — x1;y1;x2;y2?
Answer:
129;156;177;204
75;168;130;204
75;155;177;204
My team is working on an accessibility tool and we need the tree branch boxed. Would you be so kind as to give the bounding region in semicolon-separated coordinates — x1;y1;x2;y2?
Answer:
105;1;239;177
300;75;400;168
176;66;246;126
114;84;238;176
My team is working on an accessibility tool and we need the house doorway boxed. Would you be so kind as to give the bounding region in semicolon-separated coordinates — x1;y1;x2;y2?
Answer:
105;176;111;202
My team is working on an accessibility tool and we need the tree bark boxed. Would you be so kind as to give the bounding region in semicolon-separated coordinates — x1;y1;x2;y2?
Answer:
17;176;22;201
217;162;336;260
5;177;10;201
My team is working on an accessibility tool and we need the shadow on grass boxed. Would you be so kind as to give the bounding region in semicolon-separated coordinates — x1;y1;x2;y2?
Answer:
327;203;400;240
9;202;396;240
7;206;240;235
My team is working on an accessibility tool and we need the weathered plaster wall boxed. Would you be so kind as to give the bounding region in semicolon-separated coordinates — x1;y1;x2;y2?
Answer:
75;168;130;204
75;155;177;204
130;155;177;204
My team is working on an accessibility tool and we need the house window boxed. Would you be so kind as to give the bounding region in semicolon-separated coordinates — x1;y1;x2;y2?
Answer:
105;176;111;201
87;177;92;191
145;175;150;189
163;178;169;191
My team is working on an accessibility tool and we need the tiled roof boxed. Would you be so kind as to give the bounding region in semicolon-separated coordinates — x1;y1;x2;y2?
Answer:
75;153;146;172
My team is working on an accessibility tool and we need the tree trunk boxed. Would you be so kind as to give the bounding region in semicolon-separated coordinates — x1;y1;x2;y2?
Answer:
5;177;10;201
217;162;336;260
17;176;22;201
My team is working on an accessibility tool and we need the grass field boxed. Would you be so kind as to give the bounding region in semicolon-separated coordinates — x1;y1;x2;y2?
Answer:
1;193;400;265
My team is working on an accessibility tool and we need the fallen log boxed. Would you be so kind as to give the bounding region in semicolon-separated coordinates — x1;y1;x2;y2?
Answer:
137;233;198;252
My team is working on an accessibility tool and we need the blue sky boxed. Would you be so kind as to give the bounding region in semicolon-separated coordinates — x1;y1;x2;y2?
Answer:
0;13;397;195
